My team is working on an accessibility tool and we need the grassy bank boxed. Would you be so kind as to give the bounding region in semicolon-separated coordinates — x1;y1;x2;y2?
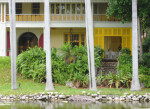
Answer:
0;57;150;95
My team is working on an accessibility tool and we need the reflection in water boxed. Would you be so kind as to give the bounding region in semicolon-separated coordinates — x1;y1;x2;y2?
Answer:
0;101;149;109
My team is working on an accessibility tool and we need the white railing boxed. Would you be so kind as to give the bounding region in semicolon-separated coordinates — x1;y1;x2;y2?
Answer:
50;14;85;22
6;14;118;22
93;14;120;22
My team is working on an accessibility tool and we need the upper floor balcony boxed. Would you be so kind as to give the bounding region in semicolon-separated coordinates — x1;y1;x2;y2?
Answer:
5;14;119;22
0;2;120;22
0;2;129;28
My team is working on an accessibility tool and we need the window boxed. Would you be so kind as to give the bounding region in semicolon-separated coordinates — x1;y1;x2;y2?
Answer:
72;4;75;14
64;33;85;47
61;4;65;14
66;4;70;14
82;4;85;14
70;34;79;47
56;4;60;14
32;3;40;14
65;34;68;44
51;4;54;14
77;4;81;14
94;4;97;14
81;34;85;45
16;3;22;14
98;3;108;14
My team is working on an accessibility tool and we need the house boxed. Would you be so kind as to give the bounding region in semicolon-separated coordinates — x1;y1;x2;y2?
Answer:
0;0;132;58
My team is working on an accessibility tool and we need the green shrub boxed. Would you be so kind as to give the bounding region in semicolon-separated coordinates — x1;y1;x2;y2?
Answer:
141;33;150;68
17;46;46;82
138;32;150;88
117;47;150;88
17;44;104;88
139;66;150;88
94;46;104;68
120;48;131;55
143;33;150;53
117;48;132;88
142;52;150;68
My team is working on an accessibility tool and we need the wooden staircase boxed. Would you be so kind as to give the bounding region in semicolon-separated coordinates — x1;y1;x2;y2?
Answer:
100;59;118;74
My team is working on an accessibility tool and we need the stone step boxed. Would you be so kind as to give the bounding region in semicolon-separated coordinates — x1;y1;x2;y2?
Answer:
100;59;118;74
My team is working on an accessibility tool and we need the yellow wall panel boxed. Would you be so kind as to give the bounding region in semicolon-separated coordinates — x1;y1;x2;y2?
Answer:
94;28;132;52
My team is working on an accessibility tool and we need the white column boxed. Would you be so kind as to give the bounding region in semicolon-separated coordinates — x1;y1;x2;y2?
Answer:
0;3;7;56
9;0;17;89
1;3;2;22
0;24;7;56
130;0;141;91
44;1;54;91
85;0;97;91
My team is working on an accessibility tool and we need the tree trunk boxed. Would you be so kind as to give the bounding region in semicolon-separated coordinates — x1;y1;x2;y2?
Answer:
130;0;141;91
85;0;97;91
44;0;54;91
138;18;143;61
9;0;17;90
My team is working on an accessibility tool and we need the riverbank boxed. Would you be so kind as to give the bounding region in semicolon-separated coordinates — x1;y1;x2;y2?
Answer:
0;92;150;102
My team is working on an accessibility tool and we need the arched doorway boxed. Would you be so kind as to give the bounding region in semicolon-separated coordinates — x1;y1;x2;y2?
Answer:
18;32;38;54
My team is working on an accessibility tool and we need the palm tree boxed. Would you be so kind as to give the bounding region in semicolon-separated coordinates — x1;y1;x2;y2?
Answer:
44;0;54;91
9;0;17;90
85;0;97;91
130;0;141;91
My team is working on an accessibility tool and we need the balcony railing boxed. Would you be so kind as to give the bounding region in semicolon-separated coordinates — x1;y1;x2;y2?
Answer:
5;14;120;22
93;14;120;22
6;14;44;21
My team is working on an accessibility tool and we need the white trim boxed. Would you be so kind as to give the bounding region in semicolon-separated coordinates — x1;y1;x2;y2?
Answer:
5;21;132;28
0;0;109;3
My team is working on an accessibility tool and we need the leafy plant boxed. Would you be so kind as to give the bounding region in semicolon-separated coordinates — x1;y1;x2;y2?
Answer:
17;46;46;82
117;48;132;88
17;44;104;88
120;48;131;55
139;66;150;88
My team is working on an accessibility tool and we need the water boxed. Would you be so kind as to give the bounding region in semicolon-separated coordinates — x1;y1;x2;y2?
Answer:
0;101;150;109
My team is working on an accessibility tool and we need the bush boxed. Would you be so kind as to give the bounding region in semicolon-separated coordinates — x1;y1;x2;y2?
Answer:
17;46;46;82
117;48;132;88
94;46;104;68
120;48;131;55
143;33;150;53
17;44;104;88
139;66;150;88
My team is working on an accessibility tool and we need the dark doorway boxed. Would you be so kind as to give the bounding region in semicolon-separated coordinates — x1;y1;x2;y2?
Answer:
18;32;38;54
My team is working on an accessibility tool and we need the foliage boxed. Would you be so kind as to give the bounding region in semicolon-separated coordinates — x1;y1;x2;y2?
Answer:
106;0;132;23
106;0;150;29
138;33;150;88
139;66;150;88
117;48;150;88
142;52;150;68
143;33;150;53
140;33;150;68
17;47;46;82
55;44;103;87
120;48;131;55
17;44;104;88
117;48;132;88
57;43;75;64
94;46;104;68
